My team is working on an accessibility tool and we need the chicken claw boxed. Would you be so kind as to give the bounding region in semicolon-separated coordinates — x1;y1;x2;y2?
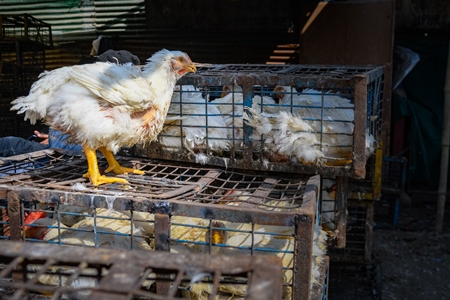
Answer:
99;147;145;175
83;145;130;186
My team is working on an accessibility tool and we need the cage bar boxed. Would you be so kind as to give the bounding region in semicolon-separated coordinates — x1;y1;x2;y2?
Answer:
132;63;384;180
0;149;322;300
0;240;283;300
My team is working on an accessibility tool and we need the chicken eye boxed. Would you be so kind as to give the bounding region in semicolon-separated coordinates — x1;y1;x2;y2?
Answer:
178;57;184;62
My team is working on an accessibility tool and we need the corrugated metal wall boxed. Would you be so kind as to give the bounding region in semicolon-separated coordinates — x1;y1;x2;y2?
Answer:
0;0;146;41
1;0;300;69
0;0;147;68
1;0;301;138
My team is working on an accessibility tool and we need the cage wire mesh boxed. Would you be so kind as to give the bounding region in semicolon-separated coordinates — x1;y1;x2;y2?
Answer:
328;199;374;264
0;14;53;47
0;240;284;300
133;63;384;180
374;156;408;229
328;261;382;300
0;149;324;300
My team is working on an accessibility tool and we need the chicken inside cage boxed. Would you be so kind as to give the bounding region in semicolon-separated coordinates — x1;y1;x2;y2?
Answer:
151;75;380;171
0;241;284;300
0;152;328;299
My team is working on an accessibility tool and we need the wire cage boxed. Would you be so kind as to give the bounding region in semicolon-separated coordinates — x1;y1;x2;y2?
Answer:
0;39;46;99
0;14;53;47
328;199;374;264
0;14;51;137
131;64;385;180
0;240;284;300
348;143;383;201
328;260;381;300
319;176;349;249
0;149;325;300
374;156;408;229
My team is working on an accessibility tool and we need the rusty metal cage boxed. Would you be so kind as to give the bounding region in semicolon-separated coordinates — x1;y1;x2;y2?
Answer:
310;256;330;300
0;240;284;300
328;199;374;264
328;261;381;300
0;149;323;300
0;40;46;101
132;64;384;180
320;176;348;249
0;14;51;137
0;14;53;47
348;143;383;201
374;156;408;229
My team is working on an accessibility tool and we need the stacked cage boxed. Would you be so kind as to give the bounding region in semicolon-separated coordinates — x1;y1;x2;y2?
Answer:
133;63;385;248
375;156;408;229
327;142;385;299
0;14;52;137
328;143;383;263
0;240;284;299
136;64;384;179
0;150;327;300
0;63;383;299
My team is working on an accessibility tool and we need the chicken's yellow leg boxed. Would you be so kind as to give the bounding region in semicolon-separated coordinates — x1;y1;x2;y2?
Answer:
99;147;145;175
82;145;129;186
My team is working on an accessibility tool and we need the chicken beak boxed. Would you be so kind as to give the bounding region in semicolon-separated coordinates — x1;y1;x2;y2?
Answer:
186;63;197;73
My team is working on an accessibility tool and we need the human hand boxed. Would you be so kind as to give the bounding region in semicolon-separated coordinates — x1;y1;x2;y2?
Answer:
34;130;49;145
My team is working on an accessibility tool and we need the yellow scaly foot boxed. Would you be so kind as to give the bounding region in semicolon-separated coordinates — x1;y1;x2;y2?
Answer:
99;147;145;175
82;145;129;186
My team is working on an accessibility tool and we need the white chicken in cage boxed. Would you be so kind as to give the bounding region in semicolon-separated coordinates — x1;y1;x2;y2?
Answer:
276;86;376;153
24;208;152;250
244;85;377;165
244;108;325;164
180;191;328;300
23;208;154;299
208;84;280;150
159;85;230;162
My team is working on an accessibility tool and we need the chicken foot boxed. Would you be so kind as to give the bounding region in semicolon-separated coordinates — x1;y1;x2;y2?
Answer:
82;145;129;186
98;147;145;176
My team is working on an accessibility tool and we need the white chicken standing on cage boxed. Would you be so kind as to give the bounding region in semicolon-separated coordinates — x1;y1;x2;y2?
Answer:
158;85;230;163
11;49;196;186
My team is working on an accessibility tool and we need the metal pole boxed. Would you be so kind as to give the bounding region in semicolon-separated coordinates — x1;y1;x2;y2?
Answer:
436;38;450;232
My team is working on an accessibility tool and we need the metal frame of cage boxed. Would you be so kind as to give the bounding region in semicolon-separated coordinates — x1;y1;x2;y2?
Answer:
310;255;330;300
328;199;374;264
0;14;53;47
0;14;51;137
374;156;408;229
348;142;383;201
319;176;349;249
0;240;284;300
328;260;381;300
132;63;384;180
0;149;323;300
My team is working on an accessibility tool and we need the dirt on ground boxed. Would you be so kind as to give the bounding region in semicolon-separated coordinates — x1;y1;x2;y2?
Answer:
372;192;450;300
